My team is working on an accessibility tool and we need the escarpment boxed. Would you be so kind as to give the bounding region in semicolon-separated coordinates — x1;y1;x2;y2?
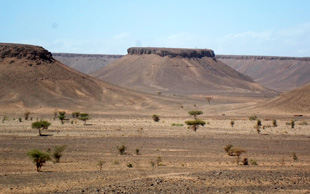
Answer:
0;43;54;63
127;47;215;58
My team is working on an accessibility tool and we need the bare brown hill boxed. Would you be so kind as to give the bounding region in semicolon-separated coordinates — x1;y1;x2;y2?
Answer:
53;53;122;74
92;47;274;96
0;44;178;114
261;83;310;113
217;55;310;91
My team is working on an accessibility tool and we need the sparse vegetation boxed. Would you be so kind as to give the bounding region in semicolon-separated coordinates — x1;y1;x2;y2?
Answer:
2;115;8;123
152;114;160;122
31;120;51;136
205;96;213;105
27;149;51;172
188;110;203;119
224;144;234;156
185;120;205;132
242;158;248;165
58;111;66;124
19;118;22;122
156;156;163;166
298;121;308;125
72;112;80;118
171;123;183;126
290;120;295;128
230;120;235;127
117;144;127;155
97;160;105;170
249;115;257;121
79;113;90;125
52;145;67;163
257;119;262;127
292;152;298;161
272;119;277;127
135;148;140;155
24;111;31;120
127;163;133;168
250;159;258;165
224;144;246;165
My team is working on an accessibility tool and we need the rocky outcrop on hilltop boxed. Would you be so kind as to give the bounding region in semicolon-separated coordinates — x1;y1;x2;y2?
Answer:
0;43;54;63
127;47;215;58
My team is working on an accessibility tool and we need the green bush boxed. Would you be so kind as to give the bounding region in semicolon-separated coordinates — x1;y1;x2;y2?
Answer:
79;113;90;125
188;110;203;119
27;149;51;172
230;120;235;127
249;115;257;121
58;111;66;124
52;145;67;163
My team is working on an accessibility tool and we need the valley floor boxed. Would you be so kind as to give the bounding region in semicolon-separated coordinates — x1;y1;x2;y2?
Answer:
0;116;310;193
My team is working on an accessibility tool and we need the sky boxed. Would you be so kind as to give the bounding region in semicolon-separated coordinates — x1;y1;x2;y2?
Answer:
1;0;310;56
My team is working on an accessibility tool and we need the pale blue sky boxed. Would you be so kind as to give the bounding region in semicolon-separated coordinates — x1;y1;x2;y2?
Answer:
1;0;310;56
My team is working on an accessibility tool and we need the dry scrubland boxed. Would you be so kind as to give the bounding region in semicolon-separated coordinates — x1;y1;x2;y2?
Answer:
1;114;310;194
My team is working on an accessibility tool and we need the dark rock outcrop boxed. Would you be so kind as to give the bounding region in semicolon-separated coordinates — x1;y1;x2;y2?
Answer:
0;43;54;63
127;47;215;58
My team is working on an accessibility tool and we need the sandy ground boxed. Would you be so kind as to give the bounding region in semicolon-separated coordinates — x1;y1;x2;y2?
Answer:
0;115;310;194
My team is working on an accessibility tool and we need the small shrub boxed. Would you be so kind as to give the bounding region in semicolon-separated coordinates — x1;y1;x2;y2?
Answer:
156;156;162;166
272;119;277;127
72;112;80;118
2;116;8;123
249;115;257;121
256;119;262;127
229;148;246;165
171;123;183;126
24;111;31;120
242;158;248;165
292;152;298;161
27;149;51;172
97;160;105;170
117;144;127;155
230;120;235;127
224;144;234;156
290;120;295;128
152;114;160;122
150;160;155;167
127;163;133;168
250;159;258;165
298;121;308;125
18;118;22;122
135;148;140;155
79;113;90;125
52;145;67;163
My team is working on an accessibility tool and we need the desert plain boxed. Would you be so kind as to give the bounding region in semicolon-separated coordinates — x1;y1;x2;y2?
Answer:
0;44;310;194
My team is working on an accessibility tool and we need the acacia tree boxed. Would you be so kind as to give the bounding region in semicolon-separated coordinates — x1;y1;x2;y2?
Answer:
72;112;80;118
186;110;205;132
205;97;213;105
27;149;51;172
188;110;203;120
32;120;51;136
79;113;90;125
185;120;206;132
58;111;66;124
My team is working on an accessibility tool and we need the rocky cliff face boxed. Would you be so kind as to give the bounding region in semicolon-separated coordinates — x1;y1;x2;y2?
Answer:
0;43;54;63
127;47;215;58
